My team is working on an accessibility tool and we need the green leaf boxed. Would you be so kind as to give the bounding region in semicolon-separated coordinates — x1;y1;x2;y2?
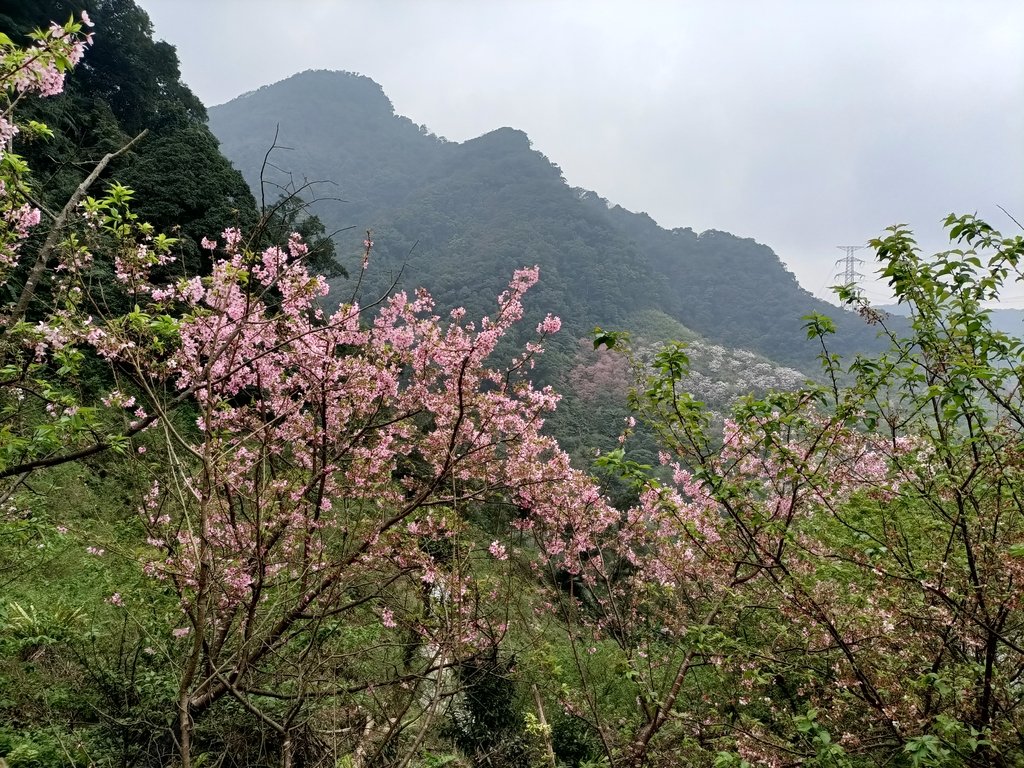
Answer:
592;326;627;350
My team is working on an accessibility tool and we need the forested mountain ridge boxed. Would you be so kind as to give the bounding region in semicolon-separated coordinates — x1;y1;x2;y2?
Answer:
209;69;891;370
214;79;815;462
207;70;449;224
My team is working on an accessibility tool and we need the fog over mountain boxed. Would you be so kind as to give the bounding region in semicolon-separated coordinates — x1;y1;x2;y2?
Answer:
138;0;1024;305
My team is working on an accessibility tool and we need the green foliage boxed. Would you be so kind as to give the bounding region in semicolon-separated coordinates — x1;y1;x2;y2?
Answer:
0;0;257;280
119;121;257;272
446;652;529;768
581;214;1024;766
8;5;1024;767
0;728;75;768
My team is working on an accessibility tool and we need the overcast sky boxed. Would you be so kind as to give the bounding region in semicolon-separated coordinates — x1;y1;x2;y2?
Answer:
135;0;1024;305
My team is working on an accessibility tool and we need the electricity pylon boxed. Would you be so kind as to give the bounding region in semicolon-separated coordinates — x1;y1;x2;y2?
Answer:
835;245;866;289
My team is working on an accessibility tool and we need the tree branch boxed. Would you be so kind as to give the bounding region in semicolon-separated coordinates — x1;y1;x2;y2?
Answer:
10;129;148;321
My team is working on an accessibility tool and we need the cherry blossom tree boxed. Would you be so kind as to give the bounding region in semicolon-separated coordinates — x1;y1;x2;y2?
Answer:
553;219;1024;768
8;14;1024;768
127;227;612;766
0;23;608;766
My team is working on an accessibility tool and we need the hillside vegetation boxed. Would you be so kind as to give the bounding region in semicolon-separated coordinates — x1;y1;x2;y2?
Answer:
3;6;1023;768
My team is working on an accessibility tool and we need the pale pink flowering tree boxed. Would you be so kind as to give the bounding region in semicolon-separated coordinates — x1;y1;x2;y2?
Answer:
0;16;169;509
533;368;920;767
11;14;1023;768
0;13;94;286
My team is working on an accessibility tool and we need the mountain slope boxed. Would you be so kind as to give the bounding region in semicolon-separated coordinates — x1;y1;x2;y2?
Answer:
209;70;448;223
209;69;889;370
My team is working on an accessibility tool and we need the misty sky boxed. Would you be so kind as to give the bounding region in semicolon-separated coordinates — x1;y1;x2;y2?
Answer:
135;0;1024;305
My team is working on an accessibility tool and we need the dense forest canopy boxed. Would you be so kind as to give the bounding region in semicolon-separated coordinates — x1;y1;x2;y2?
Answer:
2;5;1024;768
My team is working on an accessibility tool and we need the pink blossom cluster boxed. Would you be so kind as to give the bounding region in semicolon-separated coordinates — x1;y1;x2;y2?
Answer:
0;117;16;147
0;15;92;286
113;241;176;289
5;18;93;100
124;231;626;665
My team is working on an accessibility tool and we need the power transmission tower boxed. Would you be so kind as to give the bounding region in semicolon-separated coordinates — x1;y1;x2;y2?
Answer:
835;245;866;288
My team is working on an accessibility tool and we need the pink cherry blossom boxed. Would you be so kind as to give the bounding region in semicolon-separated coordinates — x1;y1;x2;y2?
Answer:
488;541;508;561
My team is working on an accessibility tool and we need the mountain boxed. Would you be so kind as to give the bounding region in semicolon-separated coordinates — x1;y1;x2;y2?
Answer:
879;303;1024;337
208;69;889;371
